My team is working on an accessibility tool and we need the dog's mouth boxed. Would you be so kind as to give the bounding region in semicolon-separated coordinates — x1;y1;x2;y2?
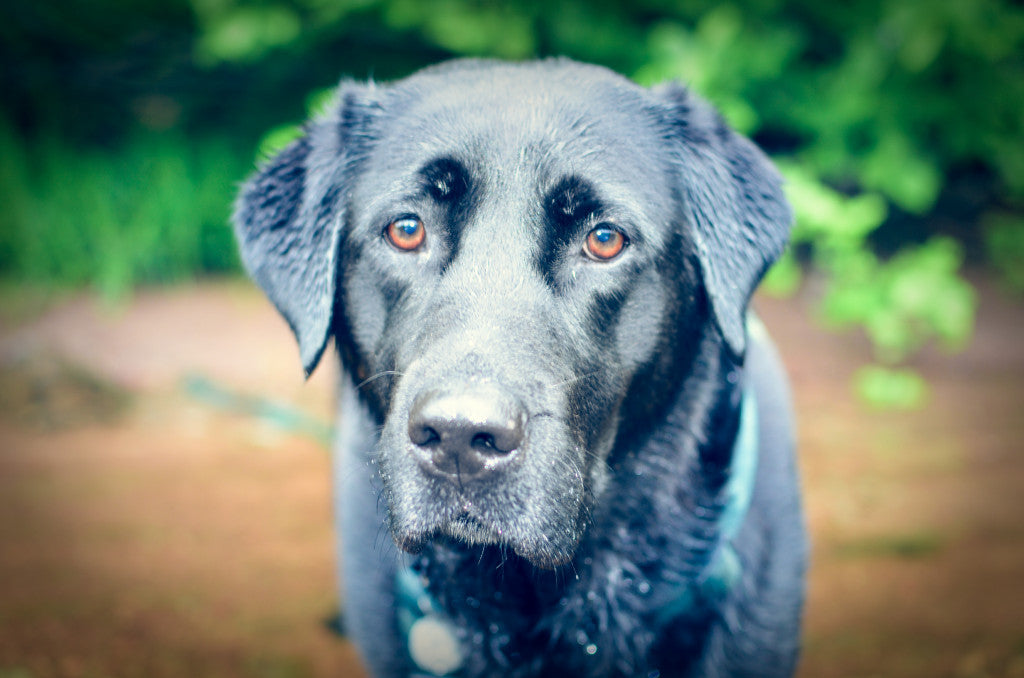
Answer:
384;446;587;570
393;507;502;554
388;484;583;564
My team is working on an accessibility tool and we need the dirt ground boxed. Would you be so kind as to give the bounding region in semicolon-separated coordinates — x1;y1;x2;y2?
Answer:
0;278;1021;678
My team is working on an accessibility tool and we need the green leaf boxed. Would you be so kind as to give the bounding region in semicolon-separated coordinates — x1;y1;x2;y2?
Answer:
760;250;802;297
860;132;941;213
195;6;302;65
854;365;929;410
257;124;303;160
984;213;1024;292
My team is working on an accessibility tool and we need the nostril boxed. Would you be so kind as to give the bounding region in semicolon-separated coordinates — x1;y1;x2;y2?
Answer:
471;432;503;454
471;432;494;449
411;425;441;447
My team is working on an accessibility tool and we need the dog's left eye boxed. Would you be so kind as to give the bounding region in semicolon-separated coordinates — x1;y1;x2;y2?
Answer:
385;217;426;251
584;225;628;261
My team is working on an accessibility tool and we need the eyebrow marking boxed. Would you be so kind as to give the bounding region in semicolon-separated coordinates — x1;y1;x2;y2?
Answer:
536;175;607;289
419;156;470;203
416;156;477;273
544;176;602;228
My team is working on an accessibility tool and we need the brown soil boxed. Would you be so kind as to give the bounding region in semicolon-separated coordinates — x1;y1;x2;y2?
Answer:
0;278;1021;678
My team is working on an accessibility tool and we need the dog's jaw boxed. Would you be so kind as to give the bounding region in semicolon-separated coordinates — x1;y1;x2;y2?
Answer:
383;460;588;569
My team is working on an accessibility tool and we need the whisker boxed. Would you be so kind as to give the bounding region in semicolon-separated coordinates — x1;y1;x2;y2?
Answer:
356;370;404;390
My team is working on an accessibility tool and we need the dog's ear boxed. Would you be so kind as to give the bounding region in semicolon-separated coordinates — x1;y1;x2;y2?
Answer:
652;83;792;359
233;82;380;376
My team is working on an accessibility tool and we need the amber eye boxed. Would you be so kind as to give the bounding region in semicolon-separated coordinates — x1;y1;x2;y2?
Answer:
385;217;426;251
584;225;627;261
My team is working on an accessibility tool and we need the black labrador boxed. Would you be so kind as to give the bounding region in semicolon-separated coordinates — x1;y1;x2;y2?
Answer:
234;59;805;678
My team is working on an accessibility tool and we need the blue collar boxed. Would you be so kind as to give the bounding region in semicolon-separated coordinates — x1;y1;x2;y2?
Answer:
394;384;759;676
652;381;758;627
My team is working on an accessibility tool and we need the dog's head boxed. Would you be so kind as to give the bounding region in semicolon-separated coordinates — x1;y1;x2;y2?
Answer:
234;59;790;568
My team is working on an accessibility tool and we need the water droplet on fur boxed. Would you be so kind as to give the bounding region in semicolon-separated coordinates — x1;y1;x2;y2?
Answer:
585;643;598;655
488;623;499;634
575;630;589;646
637;581;651;595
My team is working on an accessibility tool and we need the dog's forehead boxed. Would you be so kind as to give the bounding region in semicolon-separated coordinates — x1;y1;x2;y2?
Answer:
363;63;676;231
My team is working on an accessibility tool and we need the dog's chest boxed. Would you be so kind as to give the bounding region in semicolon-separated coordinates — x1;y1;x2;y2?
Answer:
399;549;717;678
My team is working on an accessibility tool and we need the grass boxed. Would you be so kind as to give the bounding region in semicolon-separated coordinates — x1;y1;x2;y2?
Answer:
0;120;252;299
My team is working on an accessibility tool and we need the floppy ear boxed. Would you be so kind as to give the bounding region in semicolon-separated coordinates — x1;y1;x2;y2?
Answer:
233;82;379;376
652;83;792;359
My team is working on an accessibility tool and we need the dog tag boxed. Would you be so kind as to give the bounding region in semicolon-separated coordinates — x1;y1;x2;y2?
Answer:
408;615;464;676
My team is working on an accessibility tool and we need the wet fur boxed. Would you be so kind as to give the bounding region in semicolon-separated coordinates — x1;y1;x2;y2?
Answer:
235;59;806;677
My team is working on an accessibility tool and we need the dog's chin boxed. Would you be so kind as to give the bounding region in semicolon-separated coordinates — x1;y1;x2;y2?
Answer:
392;518;577;570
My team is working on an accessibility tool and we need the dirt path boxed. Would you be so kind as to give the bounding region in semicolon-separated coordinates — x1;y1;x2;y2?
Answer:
0;279;1021;678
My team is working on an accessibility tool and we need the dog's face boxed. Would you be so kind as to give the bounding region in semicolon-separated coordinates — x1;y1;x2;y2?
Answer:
234;60;790;568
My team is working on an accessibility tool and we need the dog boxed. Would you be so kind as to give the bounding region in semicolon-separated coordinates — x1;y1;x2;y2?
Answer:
234;59;806;678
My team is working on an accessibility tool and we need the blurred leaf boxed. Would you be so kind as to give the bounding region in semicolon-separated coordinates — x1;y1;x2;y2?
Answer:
760;250;802;297
821;237;975;363
195;5;302;64
257;123;303;160
780;164;888;244
859;131;942;213
306;87;338;118
983;213;1024;292
384;0;535;58
854;365;929;410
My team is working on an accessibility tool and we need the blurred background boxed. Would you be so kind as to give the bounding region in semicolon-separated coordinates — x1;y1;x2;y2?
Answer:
0;1;1022;677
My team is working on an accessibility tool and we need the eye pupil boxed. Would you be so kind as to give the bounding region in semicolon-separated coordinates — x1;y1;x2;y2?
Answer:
385;217;426;251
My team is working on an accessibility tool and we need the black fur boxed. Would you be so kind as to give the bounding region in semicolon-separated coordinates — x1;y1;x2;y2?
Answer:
234;58;805;678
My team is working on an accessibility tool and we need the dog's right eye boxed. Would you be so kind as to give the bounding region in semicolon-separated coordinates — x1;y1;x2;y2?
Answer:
584;225;628;261
385;217;426;251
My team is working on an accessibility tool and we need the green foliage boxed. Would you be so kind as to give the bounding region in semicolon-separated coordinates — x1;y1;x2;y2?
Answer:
256;87;336;159
853;365;929;410
621;0;1017;408
6;0;1024;409
984;213;1024;292
778;163;976;368
634;6;802;133
381;0;536;59
0;120;248;298
821;238;975;362
195;5;302;64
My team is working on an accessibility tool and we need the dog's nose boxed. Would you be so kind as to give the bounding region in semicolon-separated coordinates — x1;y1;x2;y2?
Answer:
408;387;525;480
